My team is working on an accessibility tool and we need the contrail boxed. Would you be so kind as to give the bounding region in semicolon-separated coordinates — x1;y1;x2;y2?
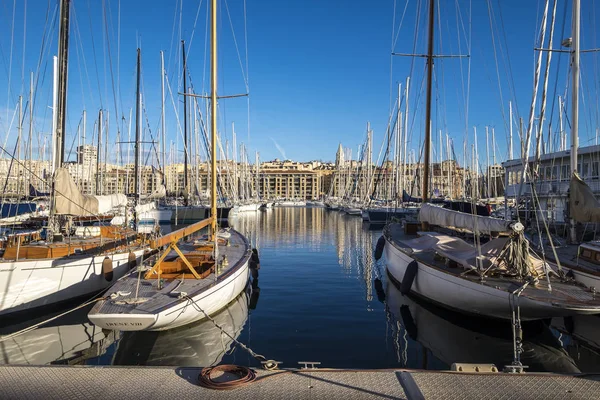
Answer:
270;137;287;159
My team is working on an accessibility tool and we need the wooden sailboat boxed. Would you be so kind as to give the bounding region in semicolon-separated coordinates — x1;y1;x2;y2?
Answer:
88;0;252;331
382;0;600;320
0;0;148;317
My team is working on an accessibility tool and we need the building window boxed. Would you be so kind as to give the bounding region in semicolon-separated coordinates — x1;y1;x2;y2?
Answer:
583;162;589;178
561;165;569;180
551;165;559;180
593;162;599;179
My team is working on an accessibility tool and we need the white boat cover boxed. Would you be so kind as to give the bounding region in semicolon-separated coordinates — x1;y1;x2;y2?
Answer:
570;173;600;223
142;184;166;200
54;168;126;216
401;233;545;277
135;202;156;214
419;203;512;235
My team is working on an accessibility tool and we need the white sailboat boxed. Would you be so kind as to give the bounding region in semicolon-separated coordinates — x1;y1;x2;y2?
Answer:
88;0;252;331
383;0;600;320
0;0;148;317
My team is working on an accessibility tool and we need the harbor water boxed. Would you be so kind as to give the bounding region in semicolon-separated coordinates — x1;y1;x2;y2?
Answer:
1;207;599;372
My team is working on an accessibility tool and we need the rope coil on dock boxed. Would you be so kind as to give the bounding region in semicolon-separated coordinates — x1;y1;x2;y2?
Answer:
198;365;256;390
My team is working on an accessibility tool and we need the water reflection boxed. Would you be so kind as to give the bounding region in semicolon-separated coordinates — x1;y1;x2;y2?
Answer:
552;315;600;372
112;291;250;367
1;208;599;371
385;280;581;373
0;306;117;365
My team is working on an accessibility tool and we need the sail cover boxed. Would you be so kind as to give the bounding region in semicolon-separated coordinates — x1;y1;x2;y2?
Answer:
419;203;512;234
54;168;126;216
570;172;600;223
141;184;166;200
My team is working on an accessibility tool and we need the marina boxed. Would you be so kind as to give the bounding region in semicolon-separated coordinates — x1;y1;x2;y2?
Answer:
1;0;600;397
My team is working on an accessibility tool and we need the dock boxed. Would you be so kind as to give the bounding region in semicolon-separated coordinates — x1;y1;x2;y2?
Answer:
1;365;599;399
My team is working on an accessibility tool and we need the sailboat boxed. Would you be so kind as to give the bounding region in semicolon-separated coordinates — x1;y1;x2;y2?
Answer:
88;0;252;331
382;0;600;320
0;0;148;317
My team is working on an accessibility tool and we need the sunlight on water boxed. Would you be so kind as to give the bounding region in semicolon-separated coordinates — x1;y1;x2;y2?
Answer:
1;207;599;372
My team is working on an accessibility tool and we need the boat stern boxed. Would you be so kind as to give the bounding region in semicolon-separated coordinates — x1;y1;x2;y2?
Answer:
88;302;158;331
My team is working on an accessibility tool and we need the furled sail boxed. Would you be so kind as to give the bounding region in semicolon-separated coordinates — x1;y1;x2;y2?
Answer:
54;168;127;216
419;203;512;234
569;172;600;223
141;184;166;200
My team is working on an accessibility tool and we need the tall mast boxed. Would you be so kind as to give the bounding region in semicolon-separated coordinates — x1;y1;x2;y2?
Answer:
55;0;70;169
17;96;22;196
509;101;513;159
422;0;435;208
161;51;167;187
28;72;33;187
182;40;189;205
210;0;218;236
134;48;141;206
96;109;102;195
570;0;579;176
569;0;580;243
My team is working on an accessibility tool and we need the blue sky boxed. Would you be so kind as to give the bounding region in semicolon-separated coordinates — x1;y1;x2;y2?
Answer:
1;0;599;167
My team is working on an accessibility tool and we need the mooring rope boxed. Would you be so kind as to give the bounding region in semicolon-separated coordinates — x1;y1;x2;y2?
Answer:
183;294;278;370
0;296;106;342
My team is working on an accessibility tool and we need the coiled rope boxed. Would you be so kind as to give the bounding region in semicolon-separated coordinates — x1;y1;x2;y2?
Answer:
198;365;256;390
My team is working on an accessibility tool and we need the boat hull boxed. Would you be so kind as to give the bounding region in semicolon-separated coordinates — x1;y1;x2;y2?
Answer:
89;258;250;331
0;249;146;316
384;230;600;320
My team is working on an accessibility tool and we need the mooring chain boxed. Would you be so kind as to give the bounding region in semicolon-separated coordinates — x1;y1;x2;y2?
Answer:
183;295;279;370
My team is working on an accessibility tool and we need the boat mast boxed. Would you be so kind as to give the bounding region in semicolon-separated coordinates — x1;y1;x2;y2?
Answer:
96;109;102;195
48;0;70;243
210;0;218;236
161;51;167;188
134;48;141;206
54;0;70;170
422;0;435;222
182;40;189;205
569;0;580;243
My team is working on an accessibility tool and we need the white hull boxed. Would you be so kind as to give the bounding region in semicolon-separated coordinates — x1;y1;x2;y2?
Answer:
233;203;261;213
384;233;599;320
89;257;250;331
275;201;306;207
344;207;362;215
138;208;173;223
562;266;600;291
0;249;146;316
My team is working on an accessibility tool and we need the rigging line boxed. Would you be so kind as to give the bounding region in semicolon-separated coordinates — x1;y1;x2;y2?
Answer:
389;0;398;115
486;0;510;139
244;0;250;144
165;0;180;95
86;0;104;107
72;4;90;111
185;0;206;67
6;0;16;129
102;0;124;142
544;0;568;147
20;0;27;96
223;0;248;88
0;144;108;221
495;0;522;116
